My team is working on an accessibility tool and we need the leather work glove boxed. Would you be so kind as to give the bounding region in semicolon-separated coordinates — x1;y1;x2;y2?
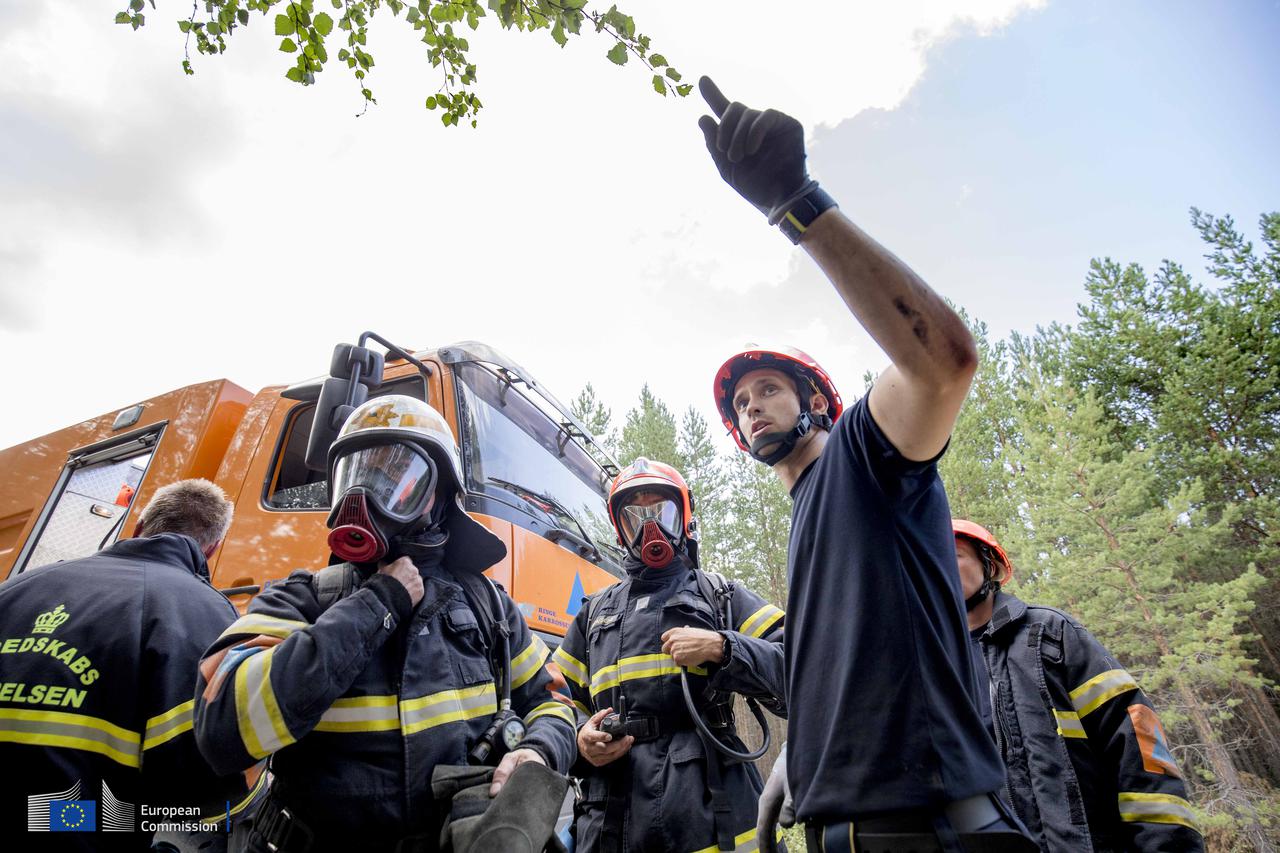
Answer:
697;77;817;225
757;743;796;853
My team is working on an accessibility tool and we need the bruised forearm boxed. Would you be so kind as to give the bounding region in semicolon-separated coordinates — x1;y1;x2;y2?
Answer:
801;209;977;386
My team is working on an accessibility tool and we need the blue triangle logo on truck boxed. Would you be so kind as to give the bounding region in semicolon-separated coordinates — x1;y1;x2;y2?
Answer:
566;572;585;617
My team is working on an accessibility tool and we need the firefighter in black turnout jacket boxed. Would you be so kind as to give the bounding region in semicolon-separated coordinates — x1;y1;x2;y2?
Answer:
193;396;576;852
552;458;787;853
0;479;261;851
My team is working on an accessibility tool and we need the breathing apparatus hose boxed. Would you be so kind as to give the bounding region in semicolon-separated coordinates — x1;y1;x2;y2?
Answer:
675;582;771;763
679;667;772;763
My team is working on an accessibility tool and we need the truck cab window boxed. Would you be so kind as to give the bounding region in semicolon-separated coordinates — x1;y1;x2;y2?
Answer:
453;361;619;563
265;376;428;510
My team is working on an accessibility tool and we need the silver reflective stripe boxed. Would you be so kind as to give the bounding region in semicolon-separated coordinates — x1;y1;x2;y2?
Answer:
400;683;497;735
1117;792;1199;830
1070;669;1138;718
315;695;400;733
142;700;194;750
0;708;141;768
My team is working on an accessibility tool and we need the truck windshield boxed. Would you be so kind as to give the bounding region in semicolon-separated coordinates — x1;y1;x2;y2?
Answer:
453;361;617;561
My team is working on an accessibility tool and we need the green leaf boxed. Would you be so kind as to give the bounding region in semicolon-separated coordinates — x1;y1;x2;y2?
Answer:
314;12;333;36
116;12;132;24
275;14;295;35
285;66;304;82
652;74;666;95
551;22;566;46
280;37;297;53
129;0;144;10
237;9;249;25
177;19;191;31
665;67;681;82
407;7;420;23
206;21;220;35
649;53;666;68
676;83;693;97
425;95;437;109
606;43;627;66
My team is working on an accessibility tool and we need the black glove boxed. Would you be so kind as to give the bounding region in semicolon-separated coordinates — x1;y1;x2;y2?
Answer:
757;743;796;853
698;77;834;239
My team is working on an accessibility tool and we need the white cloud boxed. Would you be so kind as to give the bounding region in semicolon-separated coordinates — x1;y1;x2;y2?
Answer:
0;0;1044;451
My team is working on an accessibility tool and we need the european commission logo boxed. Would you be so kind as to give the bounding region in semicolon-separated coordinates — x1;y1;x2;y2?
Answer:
28;779;135;832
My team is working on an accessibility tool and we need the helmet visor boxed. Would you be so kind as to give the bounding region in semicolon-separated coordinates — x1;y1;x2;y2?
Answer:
332;443;436;520
619;499;681;543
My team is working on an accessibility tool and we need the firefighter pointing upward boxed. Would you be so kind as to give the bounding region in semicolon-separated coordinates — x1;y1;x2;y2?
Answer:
698;77;1036;851
553;458;787;852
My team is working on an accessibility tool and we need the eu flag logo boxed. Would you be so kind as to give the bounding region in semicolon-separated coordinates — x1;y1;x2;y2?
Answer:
50;799;96;832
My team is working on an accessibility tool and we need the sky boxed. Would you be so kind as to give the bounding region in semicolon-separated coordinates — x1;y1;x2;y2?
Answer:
1;0;1277;453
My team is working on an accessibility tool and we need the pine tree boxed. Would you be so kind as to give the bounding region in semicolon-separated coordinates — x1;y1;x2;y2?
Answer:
617;385;680;467
1010;361;1270;845
570;383;617;456
676;407;731;576
720;453;792;607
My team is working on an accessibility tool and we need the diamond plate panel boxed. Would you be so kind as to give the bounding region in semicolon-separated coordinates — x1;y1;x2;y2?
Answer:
25;455;150;570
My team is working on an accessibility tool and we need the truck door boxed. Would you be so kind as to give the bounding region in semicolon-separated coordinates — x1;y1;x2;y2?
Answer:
10;428;160;573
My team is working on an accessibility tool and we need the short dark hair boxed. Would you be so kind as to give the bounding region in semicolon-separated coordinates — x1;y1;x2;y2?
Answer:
138;479;234;550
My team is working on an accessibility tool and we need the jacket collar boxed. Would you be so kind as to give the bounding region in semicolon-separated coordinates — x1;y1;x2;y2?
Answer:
104;533;211;582
982;590;1028;640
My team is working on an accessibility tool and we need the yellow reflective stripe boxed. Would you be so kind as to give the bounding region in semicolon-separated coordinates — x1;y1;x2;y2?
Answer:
552;647;588;688
589;654;707;698
202;762;270;824
1070;669;1138;718
400;683;497;735
571;699;591;717
218;613;307;642
511;635;550;690
691;825;767;853
783;211;807;234
1053;708;1087;739
234;647;294;759
0;708;141;768
525;701;576;728
314;694;401;733
1117;792;1199;831
143;700;194;750
738;604;784;639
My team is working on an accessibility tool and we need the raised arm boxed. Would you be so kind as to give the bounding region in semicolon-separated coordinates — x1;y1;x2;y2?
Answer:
698;77;976;461
802;211;977;460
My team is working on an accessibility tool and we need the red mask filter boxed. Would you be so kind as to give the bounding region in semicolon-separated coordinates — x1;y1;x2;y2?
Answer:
327;492;390;564
638;520;675;568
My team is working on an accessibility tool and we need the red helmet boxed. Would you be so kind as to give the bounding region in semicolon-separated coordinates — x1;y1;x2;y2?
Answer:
712;345;843;452
608;458;697;568
953;519;1013;583
607;458;695;541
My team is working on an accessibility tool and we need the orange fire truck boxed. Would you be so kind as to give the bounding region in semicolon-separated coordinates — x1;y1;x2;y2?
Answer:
0;337;623;649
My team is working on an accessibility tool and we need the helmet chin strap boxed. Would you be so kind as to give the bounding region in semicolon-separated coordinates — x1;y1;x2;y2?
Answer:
965;580;998;612
964;548;999;612
749;412;816;467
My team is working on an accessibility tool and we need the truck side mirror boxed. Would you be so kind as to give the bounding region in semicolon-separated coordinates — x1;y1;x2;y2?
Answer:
304;344;385;473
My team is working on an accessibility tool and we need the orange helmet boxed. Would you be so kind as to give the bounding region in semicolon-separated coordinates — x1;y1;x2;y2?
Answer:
608;458;696;567
712;345;844;453
953;519;1013;584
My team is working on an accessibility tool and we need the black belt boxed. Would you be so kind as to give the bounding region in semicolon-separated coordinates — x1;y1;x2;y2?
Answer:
806;795;1038;853
252;797;436;853
611;708;732;743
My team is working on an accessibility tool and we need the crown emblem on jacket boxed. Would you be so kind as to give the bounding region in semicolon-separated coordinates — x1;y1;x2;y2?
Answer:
33;605;70;635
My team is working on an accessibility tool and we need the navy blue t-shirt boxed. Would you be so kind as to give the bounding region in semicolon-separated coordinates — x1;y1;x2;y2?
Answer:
785;395;1005;821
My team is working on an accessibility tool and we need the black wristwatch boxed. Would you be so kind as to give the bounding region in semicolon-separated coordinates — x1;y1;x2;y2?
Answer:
778;186;838;244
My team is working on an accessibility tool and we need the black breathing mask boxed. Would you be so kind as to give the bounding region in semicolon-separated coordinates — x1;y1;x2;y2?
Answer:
326;442;439;564
618;497;684;569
